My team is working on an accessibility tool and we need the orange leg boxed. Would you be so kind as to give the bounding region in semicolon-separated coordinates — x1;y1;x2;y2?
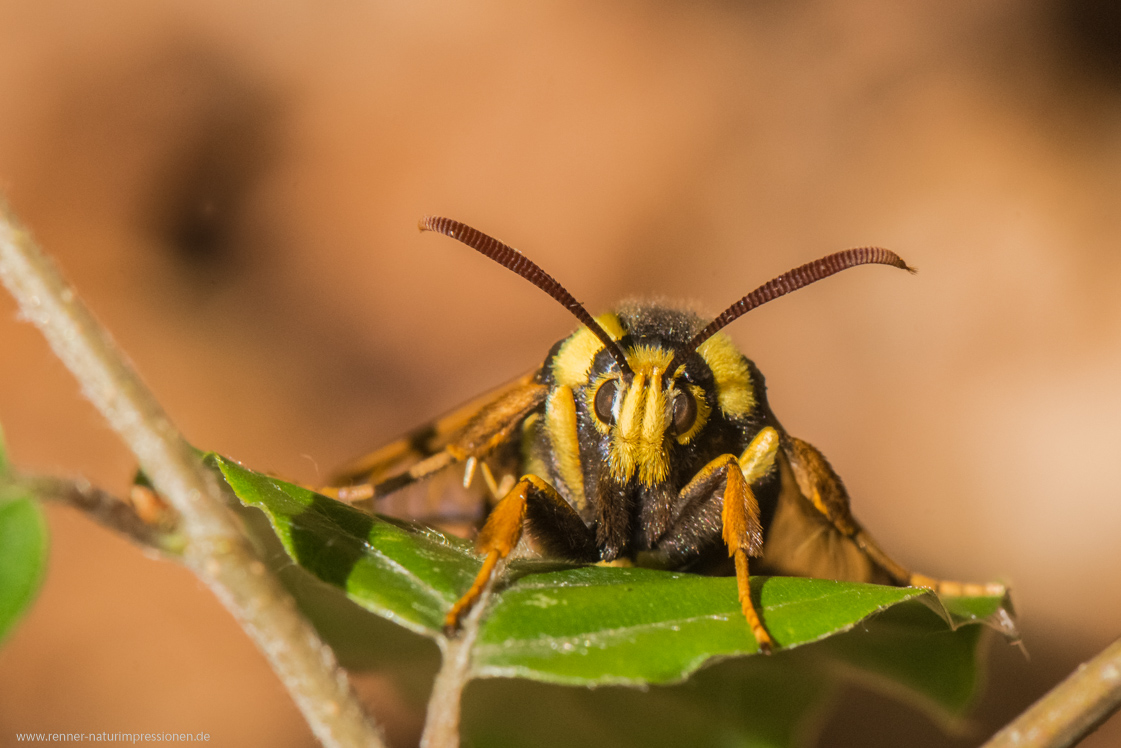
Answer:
734;552;772;655
715;455;775;654
443;474;586;634
443;551;502;635
668;431;779;653
854;530;1007;597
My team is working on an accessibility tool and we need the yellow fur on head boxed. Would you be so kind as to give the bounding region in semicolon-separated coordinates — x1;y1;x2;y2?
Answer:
552;313;626;388
551;311;749;487
607;345;676;485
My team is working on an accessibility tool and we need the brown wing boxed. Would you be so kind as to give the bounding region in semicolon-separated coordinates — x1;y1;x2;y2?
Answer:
767;433;1008;600
325;371;547;525
760;433;894;585
331;370;539;485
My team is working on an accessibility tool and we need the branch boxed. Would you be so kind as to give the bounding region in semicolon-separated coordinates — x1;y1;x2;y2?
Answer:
982;637;1121;748
0;198;386;748
20;474;185;554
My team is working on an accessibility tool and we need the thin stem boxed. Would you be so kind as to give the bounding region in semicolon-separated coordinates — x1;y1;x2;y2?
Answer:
0;198;385;748
19;474;185;554
419;576;496;748
982;637;1121;748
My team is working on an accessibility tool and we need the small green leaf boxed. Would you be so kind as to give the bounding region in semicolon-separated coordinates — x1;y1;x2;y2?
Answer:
0;423;49;645
0;493;49;644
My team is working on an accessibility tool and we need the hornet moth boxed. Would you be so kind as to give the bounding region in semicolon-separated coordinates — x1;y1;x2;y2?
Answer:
326;217;1005;653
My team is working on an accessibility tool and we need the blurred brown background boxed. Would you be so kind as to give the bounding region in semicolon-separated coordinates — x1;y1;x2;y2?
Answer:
1;1;1120;746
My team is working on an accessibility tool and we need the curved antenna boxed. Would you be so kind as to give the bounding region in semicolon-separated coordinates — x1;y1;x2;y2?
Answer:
668;247;915;375
419;216;632;374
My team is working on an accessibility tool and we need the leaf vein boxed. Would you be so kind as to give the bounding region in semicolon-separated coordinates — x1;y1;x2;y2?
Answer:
478;612;737;655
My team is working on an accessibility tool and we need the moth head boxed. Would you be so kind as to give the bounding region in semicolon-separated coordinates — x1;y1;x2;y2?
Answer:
589;350;704;437
585;343;712;485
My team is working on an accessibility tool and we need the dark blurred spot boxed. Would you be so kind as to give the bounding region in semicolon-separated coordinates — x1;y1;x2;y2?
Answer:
140;47;283;287
153;94;277;270
1054;0;1121;87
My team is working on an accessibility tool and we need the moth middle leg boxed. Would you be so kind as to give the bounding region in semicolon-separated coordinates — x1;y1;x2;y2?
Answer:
651;426;782;653
444;474;596;634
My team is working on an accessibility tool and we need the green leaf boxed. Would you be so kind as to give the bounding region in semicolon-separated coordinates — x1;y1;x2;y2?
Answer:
213;456;1008;698
213;455;478;636
0;473;49;644
229;492;442;676
0;422;49;644
818;601;989;717
464;655;834;748
472;567;922;685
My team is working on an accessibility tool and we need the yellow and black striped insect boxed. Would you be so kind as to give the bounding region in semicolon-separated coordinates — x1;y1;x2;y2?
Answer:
328;217;1004;653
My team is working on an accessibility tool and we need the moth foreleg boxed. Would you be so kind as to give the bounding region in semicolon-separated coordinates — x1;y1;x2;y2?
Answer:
667;427;781;653
444;474;594;635
730;427;781;653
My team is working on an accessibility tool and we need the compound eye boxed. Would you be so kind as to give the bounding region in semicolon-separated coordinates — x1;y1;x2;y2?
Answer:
594;379;619;424
672;389;697;436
